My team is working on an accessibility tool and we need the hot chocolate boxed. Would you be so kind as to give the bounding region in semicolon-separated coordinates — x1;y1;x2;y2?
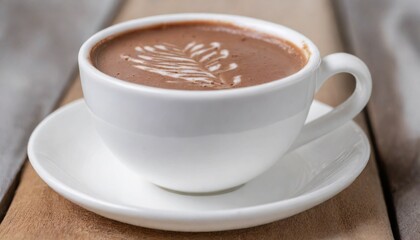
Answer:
91;21;307;90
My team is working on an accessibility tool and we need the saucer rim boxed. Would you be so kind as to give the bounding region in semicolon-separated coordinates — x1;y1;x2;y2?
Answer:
28;99;370;225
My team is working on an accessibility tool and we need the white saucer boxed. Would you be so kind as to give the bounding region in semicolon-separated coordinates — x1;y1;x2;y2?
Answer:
28;99;370;232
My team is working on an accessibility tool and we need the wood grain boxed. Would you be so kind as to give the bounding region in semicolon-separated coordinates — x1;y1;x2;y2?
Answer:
0;0;120;220
0;0;393;239
335;0;420;238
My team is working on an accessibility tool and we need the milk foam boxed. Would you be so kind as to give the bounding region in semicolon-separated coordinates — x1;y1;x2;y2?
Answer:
121;41;242;88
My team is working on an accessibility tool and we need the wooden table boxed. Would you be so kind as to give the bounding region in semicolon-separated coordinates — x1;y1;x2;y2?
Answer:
2;0;418;238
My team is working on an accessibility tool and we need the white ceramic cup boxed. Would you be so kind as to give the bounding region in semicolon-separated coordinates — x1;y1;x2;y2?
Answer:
79;13;372;193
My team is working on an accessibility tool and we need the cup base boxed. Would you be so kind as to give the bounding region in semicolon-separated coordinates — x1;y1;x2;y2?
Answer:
156;183;245;196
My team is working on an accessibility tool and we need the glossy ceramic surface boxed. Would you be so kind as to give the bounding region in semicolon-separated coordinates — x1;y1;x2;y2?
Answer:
28;100;370;232
79;14;371;192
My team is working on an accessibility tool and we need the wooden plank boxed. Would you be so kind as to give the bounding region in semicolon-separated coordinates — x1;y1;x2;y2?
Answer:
0;0;393;238
334;0;420;238
0;0;121;219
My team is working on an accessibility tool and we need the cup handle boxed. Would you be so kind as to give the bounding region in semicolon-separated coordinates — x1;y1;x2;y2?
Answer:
290;53;372;151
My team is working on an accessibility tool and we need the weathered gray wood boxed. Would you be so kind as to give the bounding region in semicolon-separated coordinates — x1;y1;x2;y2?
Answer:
335;0;420;238
0;0;121;220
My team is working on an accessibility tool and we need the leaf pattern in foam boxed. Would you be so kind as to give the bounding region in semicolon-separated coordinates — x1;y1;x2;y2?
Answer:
120;42;242;88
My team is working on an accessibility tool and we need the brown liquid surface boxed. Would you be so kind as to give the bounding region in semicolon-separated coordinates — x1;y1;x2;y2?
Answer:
91;21;307;90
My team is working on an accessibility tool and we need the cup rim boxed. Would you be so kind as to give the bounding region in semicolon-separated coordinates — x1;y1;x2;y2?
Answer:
79;13;321;98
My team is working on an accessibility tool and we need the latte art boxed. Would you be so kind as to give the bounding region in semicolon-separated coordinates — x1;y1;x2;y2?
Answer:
91;22;307;90
121;42;241;88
